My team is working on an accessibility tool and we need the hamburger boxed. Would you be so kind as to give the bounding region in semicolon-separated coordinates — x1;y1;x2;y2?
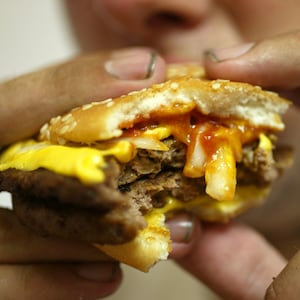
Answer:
0;64;291;272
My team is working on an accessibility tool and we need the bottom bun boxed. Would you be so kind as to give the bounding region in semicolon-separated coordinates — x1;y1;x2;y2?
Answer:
95;185;270;272
96;212;171;273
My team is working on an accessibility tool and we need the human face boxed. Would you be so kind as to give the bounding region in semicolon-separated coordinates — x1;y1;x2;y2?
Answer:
66;0;300;63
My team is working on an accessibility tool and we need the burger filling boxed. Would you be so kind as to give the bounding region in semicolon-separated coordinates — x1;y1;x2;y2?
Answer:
0;115;291;244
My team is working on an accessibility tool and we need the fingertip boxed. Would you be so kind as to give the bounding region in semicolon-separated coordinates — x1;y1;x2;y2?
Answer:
203;43;264;85
167;213;202;259
204;43;254;64
150;51;167;82
104;47;167;82
204;32;300;92
101;47;167;99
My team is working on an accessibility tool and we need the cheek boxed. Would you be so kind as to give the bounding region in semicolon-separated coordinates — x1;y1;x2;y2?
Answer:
221;0;300;40
92;0;133;29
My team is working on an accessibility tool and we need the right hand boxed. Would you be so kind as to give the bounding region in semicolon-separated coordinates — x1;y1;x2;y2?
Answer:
0;207;121;300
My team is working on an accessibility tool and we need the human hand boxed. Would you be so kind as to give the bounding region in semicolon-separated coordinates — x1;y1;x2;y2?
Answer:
204;30;300;105
170;220;288;300
0;207;122;300
0;47;166;146
168;31;300;300
203;31;300;299
0;47;167;299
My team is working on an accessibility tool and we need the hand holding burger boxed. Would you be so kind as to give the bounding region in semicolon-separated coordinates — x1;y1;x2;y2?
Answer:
0;63;291;273
0;48;168;300
174;31;300;300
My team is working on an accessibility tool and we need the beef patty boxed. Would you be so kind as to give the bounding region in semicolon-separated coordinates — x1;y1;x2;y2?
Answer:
0;138;291;244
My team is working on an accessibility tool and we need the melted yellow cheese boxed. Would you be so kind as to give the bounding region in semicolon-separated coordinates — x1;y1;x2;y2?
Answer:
146;186;269;224
258;132;273;151
142;126;172;140
0;140;135;184
0;125;272;201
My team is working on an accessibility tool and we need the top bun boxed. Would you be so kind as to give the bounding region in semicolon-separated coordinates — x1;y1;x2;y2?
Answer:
39;66;290;145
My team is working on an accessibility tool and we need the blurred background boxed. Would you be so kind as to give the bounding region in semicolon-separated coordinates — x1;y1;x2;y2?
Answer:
0;1;219;299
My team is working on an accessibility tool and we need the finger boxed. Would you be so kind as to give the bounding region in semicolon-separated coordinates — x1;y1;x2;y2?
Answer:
204;31;300;103
0;47;166;146
167;213;201;259
0;208;111;263
176;222;286;300
265;251;300;300
0;262;122;300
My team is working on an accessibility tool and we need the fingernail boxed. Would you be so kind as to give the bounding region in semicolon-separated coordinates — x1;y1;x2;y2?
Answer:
75;263;120;282
205;42;254;62
167;213;195;244
105;49;157;80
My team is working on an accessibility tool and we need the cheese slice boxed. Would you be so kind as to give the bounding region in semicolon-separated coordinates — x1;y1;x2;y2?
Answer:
0;121;272;201
0;140;135;184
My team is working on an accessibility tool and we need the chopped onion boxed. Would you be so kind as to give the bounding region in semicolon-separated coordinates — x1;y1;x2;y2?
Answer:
183;124;207;178
205;145;236;201
115;137;169;151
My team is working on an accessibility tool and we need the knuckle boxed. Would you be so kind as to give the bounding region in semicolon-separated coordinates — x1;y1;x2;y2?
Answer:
265;280;280;300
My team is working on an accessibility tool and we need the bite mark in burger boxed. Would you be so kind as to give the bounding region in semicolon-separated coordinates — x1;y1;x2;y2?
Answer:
0;65;292;272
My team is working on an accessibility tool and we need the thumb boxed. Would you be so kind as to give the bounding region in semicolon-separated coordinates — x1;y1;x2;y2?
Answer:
204;31;300;103
0;263;122;300
176;223;286;300
0;47;166;146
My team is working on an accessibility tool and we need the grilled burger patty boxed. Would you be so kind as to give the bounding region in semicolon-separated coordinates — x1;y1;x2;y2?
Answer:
0;138;290;244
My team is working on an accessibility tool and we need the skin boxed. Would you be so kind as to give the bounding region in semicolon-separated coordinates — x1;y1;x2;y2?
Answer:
1;0;300;298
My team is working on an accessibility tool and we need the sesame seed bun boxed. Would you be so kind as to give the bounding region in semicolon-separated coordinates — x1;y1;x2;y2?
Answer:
40;76;289;145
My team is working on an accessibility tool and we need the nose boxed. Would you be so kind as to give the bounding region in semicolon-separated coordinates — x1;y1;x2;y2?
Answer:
93;0;210;34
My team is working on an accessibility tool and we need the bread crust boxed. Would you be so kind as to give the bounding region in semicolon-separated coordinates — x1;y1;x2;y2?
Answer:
40;77;290;145
99;184;270;272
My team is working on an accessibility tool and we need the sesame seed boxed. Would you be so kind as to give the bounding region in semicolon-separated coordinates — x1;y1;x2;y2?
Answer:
50;115;61;125
40;123;49;134
68;120;77;131
106;101;114;108
128;91;138;96
61;113;73;122
212;82;221;90
93;101;102;105
39;123;51;140
57;137;66;145
60;125;71;135
82;103;93;111
101;98;113;106
170;82;179;90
